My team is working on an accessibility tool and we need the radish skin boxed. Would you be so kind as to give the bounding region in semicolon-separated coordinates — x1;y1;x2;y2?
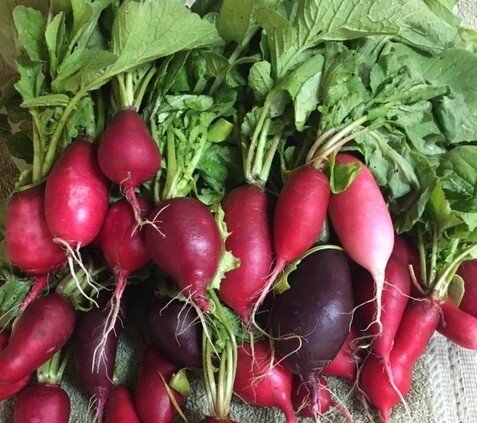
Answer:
323;325;359;382
329;154;394;336
220;185;273;322
105;385;140;423
437;299;477;350
457;260;477;318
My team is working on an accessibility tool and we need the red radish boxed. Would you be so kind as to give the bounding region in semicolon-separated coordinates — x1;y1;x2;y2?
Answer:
105;385;140;423
392;236;419;269
220;185;273;322
323;325;359;382
13;384;70;423
97;197;150;363
457;260;477;318
437;299;477;350
5;185;66;310
0;330;9;350
0;294;76;384
329;154;394;335
98;109;161;223
145;198;221;311
234;342;297;423
135;346;184;423
353;256;410;357
253;166;330;319
74;293;124;420
359;298;440;422
45;138;109;298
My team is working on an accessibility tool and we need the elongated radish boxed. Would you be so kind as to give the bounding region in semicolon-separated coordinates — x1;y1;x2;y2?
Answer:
135;346;184;423
13;384;70;423
270;250;353;416
97;197;150;364
353;256;410;357
98;109;161;223
44;138;109;298
437;299;477;350
323;324;359;382
234;342;297;423
105;385;140;423
74;292;124;420
0;330;9;350
145;198;221;311
329;153;394;335
457;260;477;318
359;298;440;422
253;166;330;318
220;185;273;322
147;296;202;368
0;294;76;384
6;185;66;310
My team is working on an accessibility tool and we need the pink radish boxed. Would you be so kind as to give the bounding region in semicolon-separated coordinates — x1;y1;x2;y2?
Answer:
253;166;330;319
220;185;273;322
323;324;359;382
45;138;109;299
135;346;184;423
145;198;221;311
437;299;477;350
359;298;440;422
105;385;140;423
329;153;394;335
14;384;70;423
97;197;150;363
0;294;76;384
98;109;161;223
457;260;477;318
234;342;297;423
6;185;66;310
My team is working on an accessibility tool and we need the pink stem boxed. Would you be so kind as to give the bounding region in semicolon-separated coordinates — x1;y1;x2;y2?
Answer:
21;275;49;312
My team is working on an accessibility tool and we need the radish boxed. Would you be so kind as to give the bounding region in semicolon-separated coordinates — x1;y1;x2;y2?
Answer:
145;198;221;311
5;185;66;310
44;138;110;300
97;197;150;364
437;299;477;350
220;185;273;322
323;324;360;382
98;109;161;224
353;256;411;357
457;260;477;318
359;298;440;422
234;342;297;423
105;385;140;423
0;293;76;384
329;153;394;336
0;330;9;350
147;296;202;368
251;166;330;325
269;249;353;416
135;346;185;423
13;384;70;423
74;292;124;420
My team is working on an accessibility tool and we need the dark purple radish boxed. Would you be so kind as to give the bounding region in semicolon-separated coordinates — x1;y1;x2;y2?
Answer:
14;384;70;423
252;166;330;320
97;197;151;365
147;296;202;368
44;138;110;300
219;185;273;322
6;185;66;310
74;292;124;420
98;109;161;224
145;198;221;311
457;260;477;318
0;294;76;384
270;249;353;416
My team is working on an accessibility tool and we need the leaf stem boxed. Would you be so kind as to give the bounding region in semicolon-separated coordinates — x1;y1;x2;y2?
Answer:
252;118;271;178
245;102;270;185
428;226;439;287
134;66;156;110
418;230;427;288
31;113;43;183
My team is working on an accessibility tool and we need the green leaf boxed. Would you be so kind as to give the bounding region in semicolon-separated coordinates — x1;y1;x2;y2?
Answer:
6;130;33;163
428;181;461;231
249;61;273;102
21;93;70;108
447;274;465;306
329;157;362;194
14;55;44;101
169;368;191;397
0;271;30;329
13;6;46;62
207;118;233;143
45;12;64;77
435;95;477;144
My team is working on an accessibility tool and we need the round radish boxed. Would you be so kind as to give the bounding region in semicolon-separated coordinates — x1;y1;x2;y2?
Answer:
220;185;273;322
98;109;161;223
6;185;66;310
14;384;70;423
329;153;394;336
145;198;221;311
105;385;140;423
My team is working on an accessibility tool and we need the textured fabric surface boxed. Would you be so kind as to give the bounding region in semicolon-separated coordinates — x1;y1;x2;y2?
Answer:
1;2;477;422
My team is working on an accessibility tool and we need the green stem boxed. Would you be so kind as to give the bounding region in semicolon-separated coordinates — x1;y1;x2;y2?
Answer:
202;331;215;408
162;128;177;200
217;348;228;417
116;73;128;109
126;73;134;107
134;66;156;110
428;226;439;287
31;113;42;183
418;230;427;288
251;118;271;179
259;132;282;186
